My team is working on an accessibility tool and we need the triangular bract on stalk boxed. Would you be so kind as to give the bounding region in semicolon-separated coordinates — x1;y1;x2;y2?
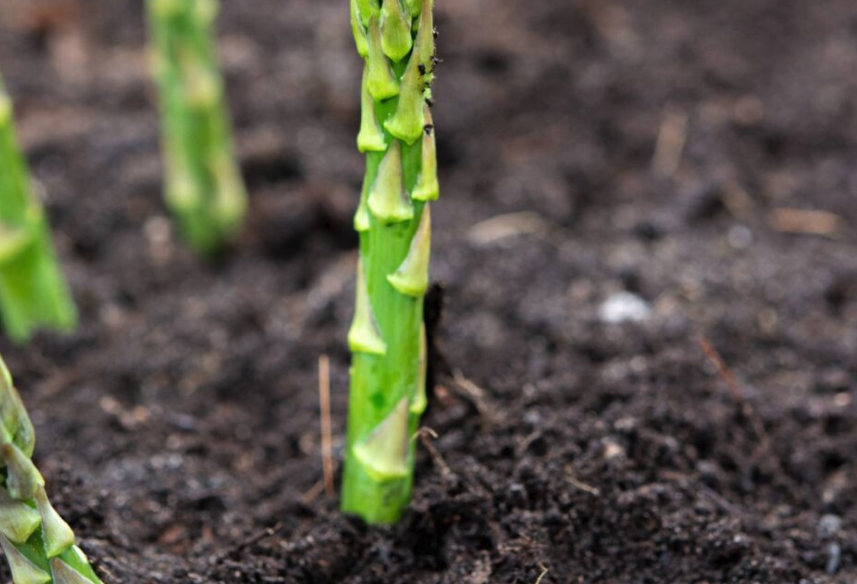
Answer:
412;105;439;202
353;399;411;481
368;141;414;223
387;206;431;296
366;16;400;101
357;68;388;153
380;0;413;63
384;46;426;145
348;261;388;356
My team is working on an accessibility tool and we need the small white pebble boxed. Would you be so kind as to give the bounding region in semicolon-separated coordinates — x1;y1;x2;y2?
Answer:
603;440;626;460
598;292;651;323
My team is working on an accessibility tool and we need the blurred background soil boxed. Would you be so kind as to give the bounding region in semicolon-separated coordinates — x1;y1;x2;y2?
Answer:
1;0;857;582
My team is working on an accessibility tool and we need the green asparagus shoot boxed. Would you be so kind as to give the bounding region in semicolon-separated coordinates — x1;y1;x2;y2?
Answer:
342;0;439;524
0;71;77;344
146;0;247;256
0;354;103;584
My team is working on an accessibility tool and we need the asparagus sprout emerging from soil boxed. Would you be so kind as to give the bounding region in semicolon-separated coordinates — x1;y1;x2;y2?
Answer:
0;355;102;584
343;0;439;524
0;71;77;344
146;0;247;255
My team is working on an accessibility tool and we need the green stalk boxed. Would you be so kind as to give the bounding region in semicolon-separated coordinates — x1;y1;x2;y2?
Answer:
146;0;247;256
0;355;102;584
0;71;77;344
343;0;439;524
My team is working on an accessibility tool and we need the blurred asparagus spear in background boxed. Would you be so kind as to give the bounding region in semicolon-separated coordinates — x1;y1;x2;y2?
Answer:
146;0;247;256
0;354;102;584
0;71;77;344
343;0;439;524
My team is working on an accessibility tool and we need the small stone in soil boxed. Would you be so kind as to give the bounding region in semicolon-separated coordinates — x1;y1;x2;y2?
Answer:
598;292;652;323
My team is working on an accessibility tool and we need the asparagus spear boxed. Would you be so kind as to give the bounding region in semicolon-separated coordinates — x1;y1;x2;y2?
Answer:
146;0;247;255
0;355;102;584
343;0;439;524
0;71;77;343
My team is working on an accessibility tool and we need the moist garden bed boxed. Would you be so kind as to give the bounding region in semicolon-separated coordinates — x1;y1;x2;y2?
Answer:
0;0;856;582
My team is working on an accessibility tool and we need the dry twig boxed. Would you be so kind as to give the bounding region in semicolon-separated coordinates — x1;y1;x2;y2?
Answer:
564;465;601;496
451;369;496;422
467;212;552;246
697;335;769;450
535;563;549;584
415;427;453;482
301;479;325;504
318;355;334;497
769;208;843;238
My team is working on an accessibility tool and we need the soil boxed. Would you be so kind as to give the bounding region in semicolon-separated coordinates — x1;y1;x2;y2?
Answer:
1;0;857;582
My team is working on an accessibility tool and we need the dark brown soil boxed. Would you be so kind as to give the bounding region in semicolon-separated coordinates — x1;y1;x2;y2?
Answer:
1;0;857;582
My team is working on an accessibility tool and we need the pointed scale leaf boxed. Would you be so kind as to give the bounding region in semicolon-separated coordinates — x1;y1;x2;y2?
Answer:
0;359;22;442
0;535;51;584
50;558;93;584
0;204;45;266
356;0;379;26
387;206;431;297
368;141;413;223
415;0;435;72
184;63;222;110
380;0;413;63
410;324;428;415
404;0;422;19
412;106;439;202
35;487;75;558
167;172;202;212
353;398;410;481
56;545;101;584
357;67;388;153
354;173;372;232
2;443;44;501
0;490;41;545
209;150;248;229
366;16;400;101
350;0;369;57
0;357;11;389
348;261;387;356
0;224;36;266
0;382;36;457
0;92;11;128
57;547;101;584
384;47;426;145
